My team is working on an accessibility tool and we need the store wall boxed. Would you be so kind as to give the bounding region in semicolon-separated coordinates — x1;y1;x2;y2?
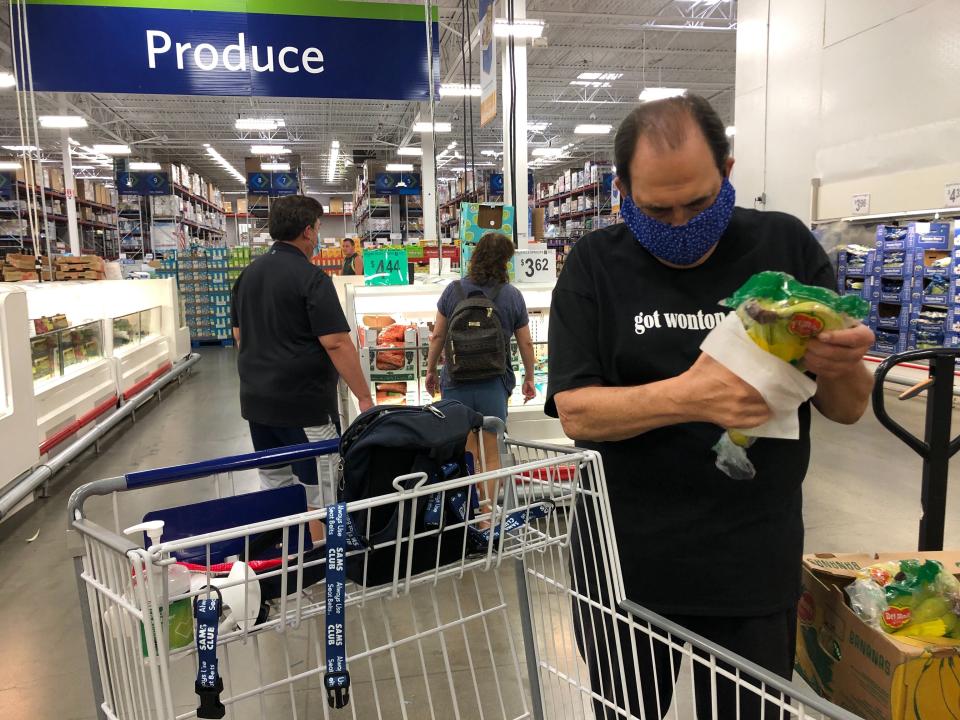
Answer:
734;0;960;223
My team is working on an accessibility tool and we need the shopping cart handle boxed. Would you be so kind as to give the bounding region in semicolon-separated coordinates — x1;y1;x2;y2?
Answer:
124;439;341;489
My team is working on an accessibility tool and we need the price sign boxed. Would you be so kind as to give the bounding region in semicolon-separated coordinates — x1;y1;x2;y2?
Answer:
363;248;409;286
514;249;556;284
851;193;871;215
945;183;960;208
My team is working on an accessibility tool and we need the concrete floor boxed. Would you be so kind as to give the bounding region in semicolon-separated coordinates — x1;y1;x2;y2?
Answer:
1;347;958;720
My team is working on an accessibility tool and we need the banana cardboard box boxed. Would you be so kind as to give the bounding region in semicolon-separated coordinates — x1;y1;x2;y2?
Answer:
796;551;960;720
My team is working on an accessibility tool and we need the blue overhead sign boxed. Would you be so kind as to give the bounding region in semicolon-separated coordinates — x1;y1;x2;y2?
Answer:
117;171;171;196
247;170;300;196
14;1;440;101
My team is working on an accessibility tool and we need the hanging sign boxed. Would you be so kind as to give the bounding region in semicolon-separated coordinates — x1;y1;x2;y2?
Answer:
363;248;409;286
479;0;497;127
13;1;439;101
514;248;556;284
247;171;300;196
375;173;421;196
0;172;14;200
851;193;871;216
117;171;171;196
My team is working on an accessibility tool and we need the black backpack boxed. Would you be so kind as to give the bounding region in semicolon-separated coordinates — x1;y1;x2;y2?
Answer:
337;400;484;586
444;281;508;382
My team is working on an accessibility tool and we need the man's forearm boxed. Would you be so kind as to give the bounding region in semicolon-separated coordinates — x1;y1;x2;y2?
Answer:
519;340;536;378
556;377;691;442
813;363;874;425
327;344;373;404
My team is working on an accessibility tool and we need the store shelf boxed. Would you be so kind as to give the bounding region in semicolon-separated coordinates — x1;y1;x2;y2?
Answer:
173;182;224;214
536;182;605;206
546;210;615;223
182;217;225;235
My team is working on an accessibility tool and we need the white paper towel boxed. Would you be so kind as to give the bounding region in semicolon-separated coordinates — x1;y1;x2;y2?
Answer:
700;312;817;439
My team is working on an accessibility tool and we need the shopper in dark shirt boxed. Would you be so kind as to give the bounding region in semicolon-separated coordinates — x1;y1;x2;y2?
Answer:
232;195;373;510
342;237;360;276
546;95;875;719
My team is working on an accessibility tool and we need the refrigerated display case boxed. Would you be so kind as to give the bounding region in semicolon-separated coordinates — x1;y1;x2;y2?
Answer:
338;280;563;443
30;320;104;388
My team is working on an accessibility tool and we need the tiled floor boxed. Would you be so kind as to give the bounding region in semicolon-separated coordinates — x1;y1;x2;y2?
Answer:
1;348;957;719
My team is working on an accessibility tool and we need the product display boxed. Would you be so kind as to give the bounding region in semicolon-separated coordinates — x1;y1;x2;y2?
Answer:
846;559;960;640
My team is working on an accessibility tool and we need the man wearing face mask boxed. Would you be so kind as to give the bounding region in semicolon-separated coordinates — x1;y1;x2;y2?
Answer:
546;95;875;718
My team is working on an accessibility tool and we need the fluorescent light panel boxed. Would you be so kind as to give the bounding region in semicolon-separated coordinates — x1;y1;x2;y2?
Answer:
129;161;161;170
397;147;423;157
532;148;562;157
0;72;15;89
725;126;736;137
3;145;38;152
93;144;131;155
39;115;87;128
385;163;414;172
570;81;611;88
413;121;452;133
235;118;284;130
493;18;545;38
261;162;291;171
577;72;623;81
206;146;246;184
250;145;291;155
327;140;340;183
639;87;687;102
0;160;21;170
527;122;551;132
439;83;481;97
574;124;613;134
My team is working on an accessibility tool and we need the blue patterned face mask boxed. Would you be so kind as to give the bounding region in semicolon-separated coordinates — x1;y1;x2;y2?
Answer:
622;178;736;266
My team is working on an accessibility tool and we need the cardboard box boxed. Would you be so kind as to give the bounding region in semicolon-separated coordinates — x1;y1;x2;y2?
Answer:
532;208;545;240
796;552;960;720
330;198;344;214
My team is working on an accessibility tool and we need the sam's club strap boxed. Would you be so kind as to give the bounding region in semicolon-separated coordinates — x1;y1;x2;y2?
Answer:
194;597;225;719
324;502;351;709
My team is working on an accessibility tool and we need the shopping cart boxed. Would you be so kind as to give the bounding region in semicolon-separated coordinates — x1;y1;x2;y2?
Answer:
68;420;857;720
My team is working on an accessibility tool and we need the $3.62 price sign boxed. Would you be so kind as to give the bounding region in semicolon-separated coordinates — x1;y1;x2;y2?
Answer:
363;248;409;286
514;249;555;284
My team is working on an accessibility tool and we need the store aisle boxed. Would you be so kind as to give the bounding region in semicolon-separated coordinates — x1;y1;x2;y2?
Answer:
0;348;958;719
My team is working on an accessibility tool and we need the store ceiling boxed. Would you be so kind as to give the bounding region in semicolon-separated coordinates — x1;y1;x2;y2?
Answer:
0;0;737;195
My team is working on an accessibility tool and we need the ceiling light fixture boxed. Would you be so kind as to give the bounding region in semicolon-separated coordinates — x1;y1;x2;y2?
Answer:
570;81;611;88
0;72;16;89
93;144;131;155
413;121;452;133
2;145;38;152
527;122;551;132
639;87;687;102
39;115;87;128
577;72;623;81
0;160;21;170
725;126;736;137
250;145;291;155
574;124;613;134
439;83;481;97
386;163;414;172
206;146;246;184
397;147;423;157
235;118;284;131
531;148;563;157
493;18;545;38
129;161;162;171
261;162;291;171
327;140;340;183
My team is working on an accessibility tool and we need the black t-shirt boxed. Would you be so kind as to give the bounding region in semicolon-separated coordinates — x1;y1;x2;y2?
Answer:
231;242;350;427
546;208;835;617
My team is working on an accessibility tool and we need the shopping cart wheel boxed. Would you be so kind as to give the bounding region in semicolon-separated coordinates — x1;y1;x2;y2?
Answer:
872;347;960;551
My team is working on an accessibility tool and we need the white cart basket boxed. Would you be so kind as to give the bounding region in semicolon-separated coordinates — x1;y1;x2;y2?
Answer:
67;419;858;720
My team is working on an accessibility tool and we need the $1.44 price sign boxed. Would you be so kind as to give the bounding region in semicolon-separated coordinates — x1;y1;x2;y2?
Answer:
945;183;960;208
363;248;409;286
514;249;556;284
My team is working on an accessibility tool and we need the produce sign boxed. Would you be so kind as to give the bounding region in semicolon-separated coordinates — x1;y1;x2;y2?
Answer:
13;1;439;100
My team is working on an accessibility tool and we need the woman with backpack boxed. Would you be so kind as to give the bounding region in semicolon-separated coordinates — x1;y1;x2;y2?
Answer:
425;231;537;422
